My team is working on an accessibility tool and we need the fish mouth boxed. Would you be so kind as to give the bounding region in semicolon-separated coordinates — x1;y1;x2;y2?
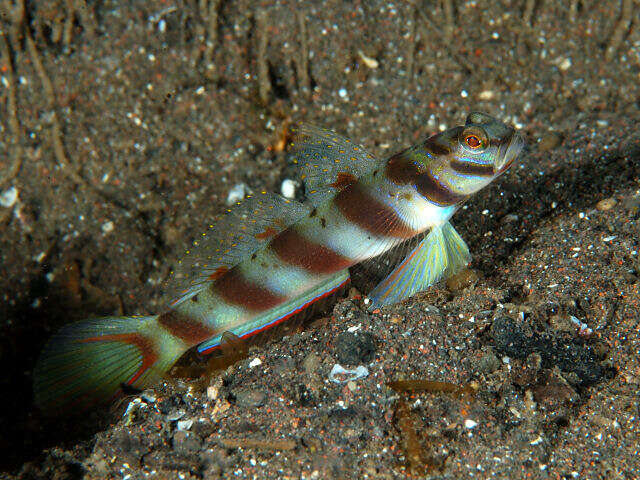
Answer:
496;130;524;174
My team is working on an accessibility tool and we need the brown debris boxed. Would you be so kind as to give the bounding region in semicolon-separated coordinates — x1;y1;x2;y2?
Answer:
522;0;537;27
605;0;633;61
0;31;22;188
200;0;222;64
446;268;479;293
394;399;435;475
389;379;476;399
295;11;310;97
596;197;617;211
255;8;271;105
217;437;297;451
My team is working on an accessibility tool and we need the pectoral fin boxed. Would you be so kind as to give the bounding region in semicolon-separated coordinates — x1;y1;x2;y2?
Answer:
367;222;471;309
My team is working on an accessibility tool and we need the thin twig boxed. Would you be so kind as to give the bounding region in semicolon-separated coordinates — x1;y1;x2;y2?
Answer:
406;4;416;83
605;0;633;61
256;8;271;105
0;31;22;188
523;0;537;27
25;31;85;185
413;3;474;75
442;0;454;43
63;0;75;46
204;0;221;63
569;0;580;23
1;0;25;47
295;10;310;97
73;0;97;38
218;437;296;451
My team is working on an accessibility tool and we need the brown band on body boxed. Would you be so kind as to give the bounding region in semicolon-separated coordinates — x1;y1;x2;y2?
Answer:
385;149;421;185
450;158;494;177
254;226;280;240
334;184;416;239
330;171;358;190
208;266;229;281
270;228;353;274
415;171;468;207
213;268;286;312
158;309;217;345
424;138;452;156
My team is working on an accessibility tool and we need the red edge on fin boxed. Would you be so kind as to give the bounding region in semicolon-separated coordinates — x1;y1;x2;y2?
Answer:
200;277;350;355
79;333;158;386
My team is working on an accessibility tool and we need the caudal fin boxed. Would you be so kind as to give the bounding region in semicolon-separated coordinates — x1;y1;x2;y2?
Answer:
34;315;186;413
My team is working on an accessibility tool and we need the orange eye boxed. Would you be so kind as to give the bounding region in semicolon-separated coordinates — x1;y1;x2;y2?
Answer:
465;135;482;149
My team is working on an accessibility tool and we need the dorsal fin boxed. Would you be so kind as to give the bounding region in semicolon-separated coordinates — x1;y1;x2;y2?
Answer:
168;192;311;305
288;124;382;206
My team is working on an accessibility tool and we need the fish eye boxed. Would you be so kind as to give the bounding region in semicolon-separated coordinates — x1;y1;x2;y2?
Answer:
465;135;481;149
460;127;488;152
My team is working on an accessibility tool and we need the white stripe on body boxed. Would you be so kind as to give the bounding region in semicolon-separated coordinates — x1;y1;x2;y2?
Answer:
237;248;320;297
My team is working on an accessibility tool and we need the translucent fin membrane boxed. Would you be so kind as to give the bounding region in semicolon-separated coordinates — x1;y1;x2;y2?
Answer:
33;315;184;413
367;222;471;308
289;124;382;205
169;192;310;306
350;231;428;293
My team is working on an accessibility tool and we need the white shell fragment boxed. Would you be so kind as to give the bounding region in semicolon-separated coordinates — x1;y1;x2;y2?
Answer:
329;364;369;383
0;186;18;208
248;357;262;368
177;419;193;431
465;419;478;429
569;315;593;337
358;50;379;69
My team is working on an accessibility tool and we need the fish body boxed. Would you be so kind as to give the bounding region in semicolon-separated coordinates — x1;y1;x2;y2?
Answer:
34;112;523;411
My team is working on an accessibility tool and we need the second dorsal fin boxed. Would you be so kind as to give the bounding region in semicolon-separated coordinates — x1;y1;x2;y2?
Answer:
168;192;311;306
288;124;382;206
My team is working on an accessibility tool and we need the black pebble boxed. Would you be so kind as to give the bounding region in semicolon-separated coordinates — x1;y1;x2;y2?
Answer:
334;331;377;365
490;316;614;387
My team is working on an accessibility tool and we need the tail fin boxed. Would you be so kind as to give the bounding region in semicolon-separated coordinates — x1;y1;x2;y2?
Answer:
33;315;186;413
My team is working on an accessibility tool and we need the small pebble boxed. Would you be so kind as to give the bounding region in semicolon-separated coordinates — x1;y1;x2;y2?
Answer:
446;268;479;292
475;351;501;374
478;90;495;100
207;385;219;400
302;352;321;375
172;430;201;453
334;331;376;365
557;57;572;71
538;132;563;152
464;419;478;429
0;186;18;208
166;409;186;421
102;220;114;234
596;197;616;211
234;388;266;408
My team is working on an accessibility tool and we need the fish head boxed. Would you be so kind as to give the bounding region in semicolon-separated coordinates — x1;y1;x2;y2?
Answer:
386;112;524;206
463;111;523;175
429;112;523;196
404;112;524;206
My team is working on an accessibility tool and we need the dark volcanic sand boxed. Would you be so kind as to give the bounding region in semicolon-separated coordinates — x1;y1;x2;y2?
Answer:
1;1;639;478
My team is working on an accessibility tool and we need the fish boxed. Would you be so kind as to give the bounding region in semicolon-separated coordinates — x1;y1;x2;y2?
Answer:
33;112;523;412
